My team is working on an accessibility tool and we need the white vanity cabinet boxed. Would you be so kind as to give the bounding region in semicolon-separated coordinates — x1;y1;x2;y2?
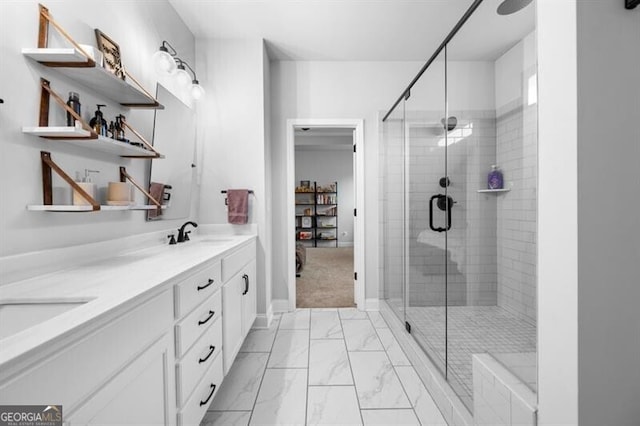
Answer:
0;235;258;426
222;240;257;373
0;290;176;425
173;259;225;426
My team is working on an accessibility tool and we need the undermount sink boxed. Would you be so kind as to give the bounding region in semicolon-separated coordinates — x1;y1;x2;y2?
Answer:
0;299;92;340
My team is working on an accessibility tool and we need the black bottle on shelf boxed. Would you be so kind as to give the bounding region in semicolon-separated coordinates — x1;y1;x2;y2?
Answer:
108;121;115;139
89;104;108;136
66;92;81;126
114;114;129;142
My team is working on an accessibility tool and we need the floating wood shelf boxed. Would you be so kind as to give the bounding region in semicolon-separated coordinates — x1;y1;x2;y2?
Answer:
22;47;91;65
31;151;164;213
22;126;163;158
25;78;163;159
22;4;162;109
27;205;167;212
23;49;163;109
477;188;511;193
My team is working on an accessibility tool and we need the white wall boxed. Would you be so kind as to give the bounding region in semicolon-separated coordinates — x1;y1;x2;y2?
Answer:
538;2;640;424
295;145;354;245
0;0;195;257
575;1;640;424
537;1;579;424
262;42;273;323
195;38;271;321
270;60;496;301
270;60;423;300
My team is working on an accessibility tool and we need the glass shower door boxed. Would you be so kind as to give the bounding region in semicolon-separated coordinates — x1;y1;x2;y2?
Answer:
403;49;448;375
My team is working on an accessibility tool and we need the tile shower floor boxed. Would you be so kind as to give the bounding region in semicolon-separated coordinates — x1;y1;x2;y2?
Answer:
201;308;448;426
389;301;536;409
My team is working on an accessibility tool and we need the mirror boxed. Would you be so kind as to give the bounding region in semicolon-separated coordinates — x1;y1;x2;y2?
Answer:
147;84;196;220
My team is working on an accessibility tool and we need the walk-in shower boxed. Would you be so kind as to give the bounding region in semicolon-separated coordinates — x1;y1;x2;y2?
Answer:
381;0;537;414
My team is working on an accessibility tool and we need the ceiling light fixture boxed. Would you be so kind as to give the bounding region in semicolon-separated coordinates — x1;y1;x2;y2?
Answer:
152;40;205;100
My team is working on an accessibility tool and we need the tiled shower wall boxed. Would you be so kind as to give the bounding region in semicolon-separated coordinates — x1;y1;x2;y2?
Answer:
384;111;499;308
495;98;538;324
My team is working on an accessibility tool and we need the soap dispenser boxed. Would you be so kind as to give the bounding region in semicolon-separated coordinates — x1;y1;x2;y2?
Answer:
73;169;99;206
488;165;504;189
89;104;108;136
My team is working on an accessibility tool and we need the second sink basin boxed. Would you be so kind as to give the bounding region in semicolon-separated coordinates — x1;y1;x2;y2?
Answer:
0;299;91;340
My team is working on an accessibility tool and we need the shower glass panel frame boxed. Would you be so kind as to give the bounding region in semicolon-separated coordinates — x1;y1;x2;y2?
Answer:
382;102;406;323
402;47;448;378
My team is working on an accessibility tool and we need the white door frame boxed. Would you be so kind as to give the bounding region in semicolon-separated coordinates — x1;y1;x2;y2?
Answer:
286;118;365;311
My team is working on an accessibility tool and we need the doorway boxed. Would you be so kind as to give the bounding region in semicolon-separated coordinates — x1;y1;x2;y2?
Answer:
286;119;365;311
294;128;354;307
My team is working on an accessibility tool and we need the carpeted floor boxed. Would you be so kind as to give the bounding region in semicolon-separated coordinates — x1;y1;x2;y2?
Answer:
296;247;354;308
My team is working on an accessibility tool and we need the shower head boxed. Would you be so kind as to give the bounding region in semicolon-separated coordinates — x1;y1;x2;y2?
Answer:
497;0;532;15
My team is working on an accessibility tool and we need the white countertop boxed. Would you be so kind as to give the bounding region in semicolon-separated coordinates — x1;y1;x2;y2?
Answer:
0;234;256;368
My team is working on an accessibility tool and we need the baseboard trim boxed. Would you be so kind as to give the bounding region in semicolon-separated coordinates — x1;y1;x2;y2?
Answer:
253;302;274;329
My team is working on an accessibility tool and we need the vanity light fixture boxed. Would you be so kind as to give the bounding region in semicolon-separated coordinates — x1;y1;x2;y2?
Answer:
152;40;178;75
153;40;205;100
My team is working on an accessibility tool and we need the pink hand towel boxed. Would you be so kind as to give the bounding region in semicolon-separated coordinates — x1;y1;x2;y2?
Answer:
147;182;166;219
227;189;249;224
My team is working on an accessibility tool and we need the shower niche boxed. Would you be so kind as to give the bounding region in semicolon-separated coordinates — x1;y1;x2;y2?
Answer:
381;0;538;422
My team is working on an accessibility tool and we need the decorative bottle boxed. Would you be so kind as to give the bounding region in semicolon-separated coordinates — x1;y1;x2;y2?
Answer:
89;104;108;136
488;165;503;189
66;92;81;126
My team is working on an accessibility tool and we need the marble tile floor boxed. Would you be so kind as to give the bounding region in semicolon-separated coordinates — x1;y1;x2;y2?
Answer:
202;308;448;426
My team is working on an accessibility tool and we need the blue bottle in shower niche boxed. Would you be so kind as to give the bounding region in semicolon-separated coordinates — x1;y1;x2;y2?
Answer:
488;165;504;189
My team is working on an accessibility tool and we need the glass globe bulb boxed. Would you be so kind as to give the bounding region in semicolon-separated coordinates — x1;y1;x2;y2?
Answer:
191;83;205;100
152;50;176;75
175;68;191;87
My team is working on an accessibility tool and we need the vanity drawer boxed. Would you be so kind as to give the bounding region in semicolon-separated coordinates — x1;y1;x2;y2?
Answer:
222;240;256;282
176;317;222;408
175;289;221;357
174;260;222;318
177;352;223;426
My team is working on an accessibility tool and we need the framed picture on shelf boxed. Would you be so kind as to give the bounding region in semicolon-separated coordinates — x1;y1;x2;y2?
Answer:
300;180;310;189
95;29;125;80
301;216;312;228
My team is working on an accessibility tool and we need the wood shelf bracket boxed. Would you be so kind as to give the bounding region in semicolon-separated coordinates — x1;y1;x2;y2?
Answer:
38;3;95;67
119;167;162;208
120;119;162;158
40;151;100;211
39;78;97;138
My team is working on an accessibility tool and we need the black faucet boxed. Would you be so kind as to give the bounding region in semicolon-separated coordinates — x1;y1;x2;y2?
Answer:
177;221;198;243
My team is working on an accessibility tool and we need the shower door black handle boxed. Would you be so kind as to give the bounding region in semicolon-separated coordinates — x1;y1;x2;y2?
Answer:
429;194;452;232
